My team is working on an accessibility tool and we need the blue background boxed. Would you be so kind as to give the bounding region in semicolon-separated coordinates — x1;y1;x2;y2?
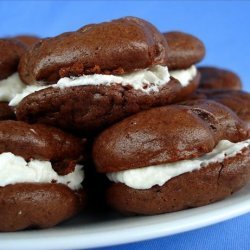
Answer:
1;1;249;249
1;0;250;89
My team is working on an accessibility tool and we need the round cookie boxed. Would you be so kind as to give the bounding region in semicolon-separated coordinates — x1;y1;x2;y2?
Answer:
179;99;249;142
19;17;168;84
93;100;247;172
163;31;205;70
15;35;40;47
0;184;85;232
0;120;86;231
13;17;200;134
194;89;250;131
93;101;250;214
198;66;242;90
0;39;26;80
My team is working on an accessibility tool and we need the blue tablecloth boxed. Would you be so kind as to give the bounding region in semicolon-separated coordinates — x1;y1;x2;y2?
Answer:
96;213;250;250
0;1;249;249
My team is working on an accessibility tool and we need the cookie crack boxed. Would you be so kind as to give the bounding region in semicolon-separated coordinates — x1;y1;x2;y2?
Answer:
216;161;225;193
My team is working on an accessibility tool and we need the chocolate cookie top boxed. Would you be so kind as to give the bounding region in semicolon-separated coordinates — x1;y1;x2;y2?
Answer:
15;35;40;47
19;17;168;84
181;99;248;142
198;66;242;90
0;39;27;80
93;100;248;173
196;90;250;128
0;120;85;162
163;31;205;70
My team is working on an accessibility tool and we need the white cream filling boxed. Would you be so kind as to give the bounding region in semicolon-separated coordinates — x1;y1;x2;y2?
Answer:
0;73;26;102
9;65;197;107
0;152;84;190
107;139;250;190
170;65;197;87
57;65;171;92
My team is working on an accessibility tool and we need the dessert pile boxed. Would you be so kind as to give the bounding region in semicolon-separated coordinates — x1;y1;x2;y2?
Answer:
0;17;249;231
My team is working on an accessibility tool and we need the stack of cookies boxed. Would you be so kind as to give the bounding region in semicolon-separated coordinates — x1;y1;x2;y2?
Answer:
0;16;249;231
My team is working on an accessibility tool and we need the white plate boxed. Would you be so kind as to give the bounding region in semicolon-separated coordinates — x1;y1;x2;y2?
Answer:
1;184;250;250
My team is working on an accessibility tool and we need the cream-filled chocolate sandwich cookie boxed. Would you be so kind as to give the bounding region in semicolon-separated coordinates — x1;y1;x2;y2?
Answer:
13;17;199;134
163;31;205;100
0;39;27;120
93;100;250;214
0;121;86;232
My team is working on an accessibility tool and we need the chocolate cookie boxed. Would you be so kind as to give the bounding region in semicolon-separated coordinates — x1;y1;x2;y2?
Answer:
0;120;86;231
198;66;242;90
15;35;40;47
0;39;26;80
193;90;250;131
93;101;249;214
163;31;205;70
0;120;85;161
15;74;200;134
13;17;200;133
19;17;168;84
0;184;85;232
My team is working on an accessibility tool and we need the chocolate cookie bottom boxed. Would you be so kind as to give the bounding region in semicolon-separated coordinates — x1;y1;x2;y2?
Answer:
0;183;86;232
16;75;199;134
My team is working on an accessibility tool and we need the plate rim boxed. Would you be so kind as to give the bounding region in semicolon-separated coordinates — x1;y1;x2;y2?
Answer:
0;185;250;250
